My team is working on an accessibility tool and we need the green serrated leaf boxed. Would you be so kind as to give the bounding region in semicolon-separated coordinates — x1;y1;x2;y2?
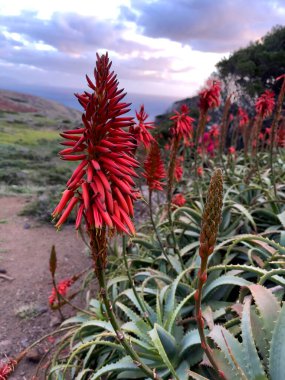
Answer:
149;323;179;380
179;329;201;357
241;297;267;380
209;325;248;379
248;284;280;343
269;302;285;380
277;210;285;228
203;275;252;298
89;356;138;380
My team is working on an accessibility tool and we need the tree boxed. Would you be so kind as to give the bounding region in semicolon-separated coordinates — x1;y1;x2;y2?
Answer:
216;25;285;97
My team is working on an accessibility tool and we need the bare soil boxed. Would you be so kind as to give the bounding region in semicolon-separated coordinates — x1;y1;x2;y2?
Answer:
0;196;92;379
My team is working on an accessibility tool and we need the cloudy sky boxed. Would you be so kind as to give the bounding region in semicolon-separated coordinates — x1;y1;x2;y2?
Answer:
0;0;284;117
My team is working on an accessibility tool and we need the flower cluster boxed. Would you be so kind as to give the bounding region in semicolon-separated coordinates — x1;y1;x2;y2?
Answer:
198;80;221;113
199;125;220;157
228;146;236;155
48;278;74;306
197;166;204;176
143;142;166;191
172;193;186;207
130;105;155;149
170;104;195;143
53;53;139;235
255;90;275;118
0;359;17;380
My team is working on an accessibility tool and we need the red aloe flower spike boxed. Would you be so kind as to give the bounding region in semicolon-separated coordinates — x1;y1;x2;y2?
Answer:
195;80;221;147
54;53;139;236
255;89;275;118
174;156;184;182
130;104;155;149
143;141;166;191
172;193;186;207
170;104;195;142
48;278;74;306
198;79;221;113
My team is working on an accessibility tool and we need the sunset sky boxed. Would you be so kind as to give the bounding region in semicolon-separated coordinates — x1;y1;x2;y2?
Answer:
1;0;284;117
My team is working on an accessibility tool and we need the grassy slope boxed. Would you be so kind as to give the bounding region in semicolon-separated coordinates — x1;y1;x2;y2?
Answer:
0;110;78;221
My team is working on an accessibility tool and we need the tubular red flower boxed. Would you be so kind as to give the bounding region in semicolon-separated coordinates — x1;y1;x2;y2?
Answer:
198;80;221;113
169;104;195;142
171;193;186;207
48;278;74;306
228;146;236;155
238;107;249;128
143;141;166;191
0;359;17;379
54;53;139;235
197;166;204;176
130;105;155;149
255;90;275;118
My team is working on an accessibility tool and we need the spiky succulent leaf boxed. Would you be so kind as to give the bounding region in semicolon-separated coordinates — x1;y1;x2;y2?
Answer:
269;302;285;380
89;356;139;379
209;325;248;378
248;284;280;343
203;275;252;298
241;297;267;379
149;323;179;379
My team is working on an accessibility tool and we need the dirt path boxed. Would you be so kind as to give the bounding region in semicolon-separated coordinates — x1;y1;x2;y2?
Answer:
0;196;92;379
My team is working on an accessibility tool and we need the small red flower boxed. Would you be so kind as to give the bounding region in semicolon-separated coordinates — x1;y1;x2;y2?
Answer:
174;156;184;182
169;104;195;142
197;166;204;176
142;142;166;191
255;90;275;118
48;278;74;306
0;359;17;379
165;143;170;151
238;107;249;128
172;193;186;207
130;105;155;149
228;146;236;155
209;124;220;138
198;80;221;113
53;53;139;235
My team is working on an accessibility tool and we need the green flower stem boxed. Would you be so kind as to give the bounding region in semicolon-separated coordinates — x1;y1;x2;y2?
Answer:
148;189;175;270
167;137;185;270
194;258;225;380
122;235;153;325
270;76;285;198
96;253;162;380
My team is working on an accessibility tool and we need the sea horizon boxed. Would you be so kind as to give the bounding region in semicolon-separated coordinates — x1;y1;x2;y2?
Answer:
1;84;182;120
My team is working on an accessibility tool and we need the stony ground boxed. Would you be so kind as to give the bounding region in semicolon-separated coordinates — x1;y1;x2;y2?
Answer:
0;196;92;379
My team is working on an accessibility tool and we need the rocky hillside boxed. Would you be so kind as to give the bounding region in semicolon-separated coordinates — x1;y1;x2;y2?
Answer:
0;89;81;123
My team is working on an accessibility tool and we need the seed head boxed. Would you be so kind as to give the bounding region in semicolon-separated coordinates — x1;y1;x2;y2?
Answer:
200;169;223;258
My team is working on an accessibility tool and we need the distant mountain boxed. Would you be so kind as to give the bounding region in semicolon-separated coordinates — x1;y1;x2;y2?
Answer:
0;89;81;122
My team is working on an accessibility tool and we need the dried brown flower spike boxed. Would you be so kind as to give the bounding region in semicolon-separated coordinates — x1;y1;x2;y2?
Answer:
195;168;225;380
200;168;223;260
